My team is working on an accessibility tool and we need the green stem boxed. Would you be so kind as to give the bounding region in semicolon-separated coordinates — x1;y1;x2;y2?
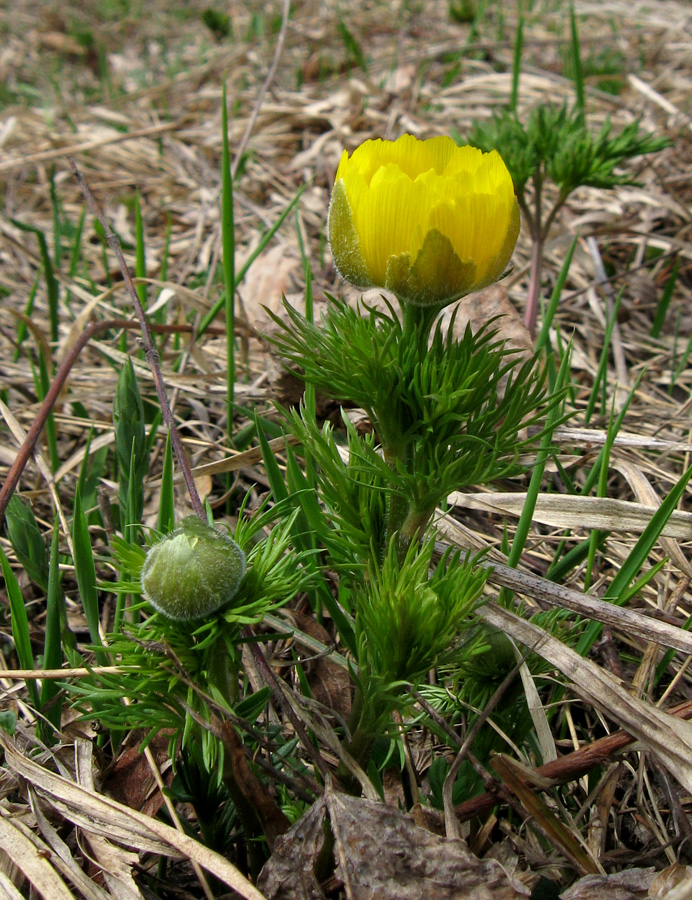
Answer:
221;762;266;878
400;503;436;546
381;299;444;561
339;683;382;792
401;300;441;353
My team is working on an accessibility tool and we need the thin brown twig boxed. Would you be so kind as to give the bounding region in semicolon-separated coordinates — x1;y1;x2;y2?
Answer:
230;0;291;179
241;626;333;782
0;318;115;521
454;697;692;824
442;654;526;837
0;318;224;523
70;161;206;521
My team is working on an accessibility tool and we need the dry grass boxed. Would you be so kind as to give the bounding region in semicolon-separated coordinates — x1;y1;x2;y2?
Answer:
2;0;692;897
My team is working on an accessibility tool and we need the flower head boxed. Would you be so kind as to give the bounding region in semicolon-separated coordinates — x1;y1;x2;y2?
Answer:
140;516;246;621
328;134;520;308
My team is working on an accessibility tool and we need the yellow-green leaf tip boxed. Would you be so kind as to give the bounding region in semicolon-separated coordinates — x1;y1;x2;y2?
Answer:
140;516;246;621
327;133;520;308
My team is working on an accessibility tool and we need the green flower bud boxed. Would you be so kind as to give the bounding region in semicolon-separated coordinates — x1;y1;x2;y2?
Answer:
140;516;246;621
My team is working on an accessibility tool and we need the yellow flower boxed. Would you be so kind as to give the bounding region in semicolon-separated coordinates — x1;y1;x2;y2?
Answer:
328;134;520;308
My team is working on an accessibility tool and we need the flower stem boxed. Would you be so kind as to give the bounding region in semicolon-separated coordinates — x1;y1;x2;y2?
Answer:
380;299;444;561
401;300;440;354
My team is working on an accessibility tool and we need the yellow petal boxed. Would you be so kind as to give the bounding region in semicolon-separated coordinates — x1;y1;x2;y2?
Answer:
330;133;520;308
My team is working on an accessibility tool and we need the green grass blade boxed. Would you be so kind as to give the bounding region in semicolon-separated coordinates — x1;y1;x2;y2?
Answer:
76;427;108;521
503;344;572;581
11;218;60;348
72;485;108;665
576;461;692;656
651;257;679;339
49;167;64;269
220;81;236;434
66;205;87;309
295;209;316;467
113;358;147;526
158;213;173;327
535;236;578;358
510;11;524;113
157;430;175;534
547;532;609;583
134;189;147;310
124;439;144;543
5;495;49;591
670;328;692;394
584;404;618;592
256;415;290;504
36;352;60;474
198;187;305;337
69;206;86;278
584;287;624;424
257;420;356;652
580;371;643;497
338;20;367;72
41;519;64;735
285;443;326;538
569;2;585;119
14;274;39;362
0;545;41;709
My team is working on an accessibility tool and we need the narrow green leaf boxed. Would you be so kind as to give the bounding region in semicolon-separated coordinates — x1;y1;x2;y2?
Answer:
285;443;326;538
125;438;144;541
510;12;524;113
14;273;39;362
584;402;618;592
158;213;172;327
41;520;64;734
36;351;60;473
11;218;59;347
0;546;40;708
134;189;147;309
651;256;680;339
113;358;147;523
49;167;63;269
503;344;572;584
5;495;49;591
576;462;692;656
66;206;87;308
569;2;585;119
72;485;108;664
256;415;290;504
534;236;578;357
113;359;146;473
198;186;305;337
157;430;175;534
295;208;316;464
77;427;108;518
584;286;624;424
257;420;356;652
221;80;236;433
338;20;367;73
580;371;643;496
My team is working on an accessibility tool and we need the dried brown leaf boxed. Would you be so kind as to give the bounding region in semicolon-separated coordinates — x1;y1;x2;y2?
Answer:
0;734;267;900
289;610;352;721
451;492;692;540
258;782;530;900
0;809;76;900
559;868;657;900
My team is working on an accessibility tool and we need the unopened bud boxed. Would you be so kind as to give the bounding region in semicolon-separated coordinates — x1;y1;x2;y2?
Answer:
140;516;246;621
